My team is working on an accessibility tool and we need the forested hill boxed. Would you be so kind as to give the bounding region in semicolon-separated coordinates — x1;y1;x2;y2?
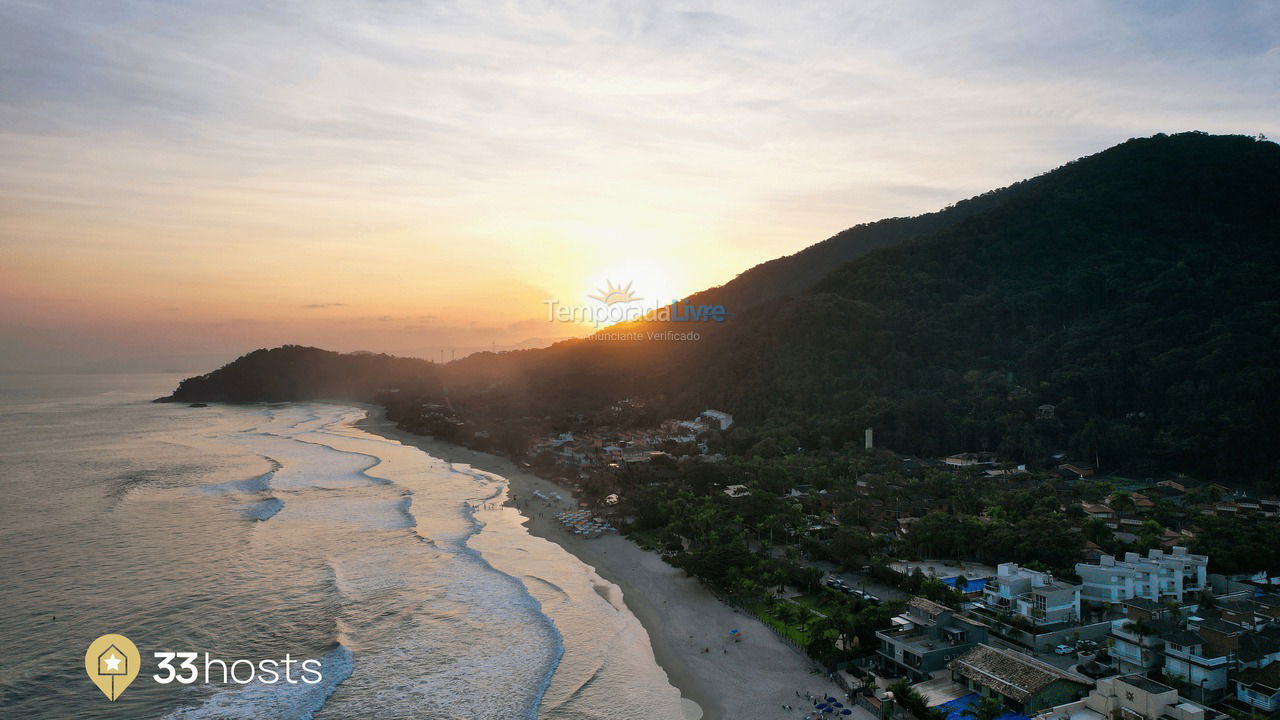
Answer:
668;181;1026;318
671;132;1280;485
159;346;439;402
162;133;1280;488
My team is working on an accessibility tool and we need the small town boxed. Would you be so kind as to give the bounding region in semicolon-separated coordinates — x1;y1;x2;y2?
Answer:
385;391;1280;720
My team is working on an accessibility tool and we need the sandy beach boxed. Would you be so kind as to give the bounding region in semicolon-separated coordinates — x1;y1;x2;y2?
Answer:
357;407;848;720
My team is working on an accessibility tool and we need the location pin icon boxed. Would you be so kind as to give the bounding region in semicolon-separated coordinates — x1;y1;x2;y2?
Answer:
85;634;141;701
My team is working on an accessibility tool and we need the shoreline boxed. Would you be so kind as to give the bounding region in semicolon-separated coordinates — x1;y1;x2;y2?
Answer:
356;406;846;720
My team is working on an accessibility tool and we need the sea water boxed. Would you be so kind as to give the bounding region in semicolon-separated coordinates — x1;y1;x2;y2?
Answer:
0;373;683;719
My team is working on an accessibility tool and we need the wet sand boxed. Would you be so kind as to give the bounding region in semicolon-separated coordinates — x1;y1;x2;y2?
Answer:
357;407;846;720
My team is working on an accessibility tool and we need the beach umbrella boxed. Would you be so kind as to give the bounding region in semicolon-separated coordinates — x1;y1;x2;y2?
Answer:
841;710;852;715
827;697;838;703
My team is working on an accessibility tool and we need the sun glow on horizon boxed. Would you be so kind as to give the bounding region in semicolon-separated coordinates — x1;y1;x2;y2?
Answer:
1;1;1276;370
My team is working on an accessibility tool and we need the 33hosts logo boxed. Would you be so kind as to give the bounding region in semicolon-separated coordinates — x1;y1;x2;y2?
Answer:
85;633;141;701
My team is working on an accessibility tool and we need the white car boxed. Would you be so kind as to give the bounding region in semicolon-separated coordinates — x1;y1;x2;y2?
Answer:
1054;644;1074;655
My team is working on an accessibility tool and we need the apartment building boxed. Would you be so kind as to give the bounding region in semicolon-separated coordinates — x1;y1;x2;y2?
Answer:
1075;547;1208;606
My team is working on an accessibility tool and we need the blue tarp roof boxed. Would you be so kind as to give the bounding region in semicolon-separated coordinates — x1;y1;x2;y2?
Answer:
939;693;1030;720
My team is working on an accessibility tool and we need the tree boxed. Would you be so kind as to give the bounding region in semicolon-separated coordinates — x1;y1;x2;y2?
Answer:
965;694;1006;720
1109;492;1136;514
829;527;876;566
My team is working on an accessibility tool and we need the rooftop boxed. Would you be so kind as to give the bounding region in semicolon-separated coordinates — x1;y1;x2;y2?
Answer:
950;644;1085;703
1158;629;1203;646
909;597;953;616
1235;628;1280;662
1118;674;1175;695
1236;663;1280;693
1193;617;1246;635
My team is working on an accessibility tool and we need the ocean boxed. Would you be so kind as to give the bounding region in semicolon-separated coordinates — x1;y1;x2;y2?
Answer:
0;373;683;719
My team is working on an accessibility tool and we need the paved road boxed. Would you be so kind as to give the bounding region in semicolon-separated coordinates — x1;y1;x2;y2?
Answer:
810;561;907;603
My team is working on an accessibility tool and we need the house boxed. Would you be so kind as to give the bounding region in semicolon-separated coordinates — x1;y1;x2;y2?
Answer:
1081;541;1106;563
1140;485;1182;501
1235;663;1280;712
1109;618;1171;673
1035;674;1220;720
981;563;1081;626
949;643;1090;714
1202;619;1280;670
1130;493;1156;511
1080;503;1115;521
985;466;1030;479
722;484;750;498
1106;599;1185;673
700;409;733;430
1157;478;1205;494
1058;463;1096;478
876;598;989;682
1075;547;1208;606
1261;498;1280;517
1253;595;1280;626
1037;404;1057;420
944;452;996;468
1161;627;1231;699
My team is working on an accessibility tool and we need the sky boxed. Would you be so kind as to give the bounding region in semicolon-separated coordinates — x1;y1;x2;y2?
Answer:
1;0;1277;372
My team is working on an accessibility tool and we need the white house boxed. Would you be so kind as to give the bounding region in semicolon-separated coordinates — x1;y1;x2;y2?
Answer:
982;562;1081;626
701;410;733;430
1161;628;1231;697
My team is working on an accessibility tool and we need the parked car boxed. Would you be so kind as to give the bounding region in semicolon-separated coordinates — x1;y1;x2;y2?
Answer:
1076;639;1099;651
1053;644;1075;655
863;594;882;605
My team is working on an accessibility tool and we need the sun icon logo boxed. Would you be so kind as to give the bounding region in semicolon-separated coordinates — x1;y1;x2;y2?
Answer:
589;280;642;305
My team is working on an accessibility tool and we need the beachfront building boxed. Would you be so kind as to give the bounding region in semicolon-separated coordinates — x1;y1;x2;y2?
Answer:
1075;547;1208;607
949;644;1090;714
1034;675;1220;720
877;598;989;682
982;563;1081;626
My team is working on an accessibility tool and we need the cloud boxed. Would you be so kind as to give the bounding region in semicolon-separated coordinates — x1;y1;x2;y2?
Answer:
1;0;1277;370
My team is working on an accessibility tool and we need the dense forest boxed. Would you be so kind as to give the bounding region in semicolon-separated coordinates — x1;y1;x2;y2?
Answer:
673;133;1280;485
163;133;1280;489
